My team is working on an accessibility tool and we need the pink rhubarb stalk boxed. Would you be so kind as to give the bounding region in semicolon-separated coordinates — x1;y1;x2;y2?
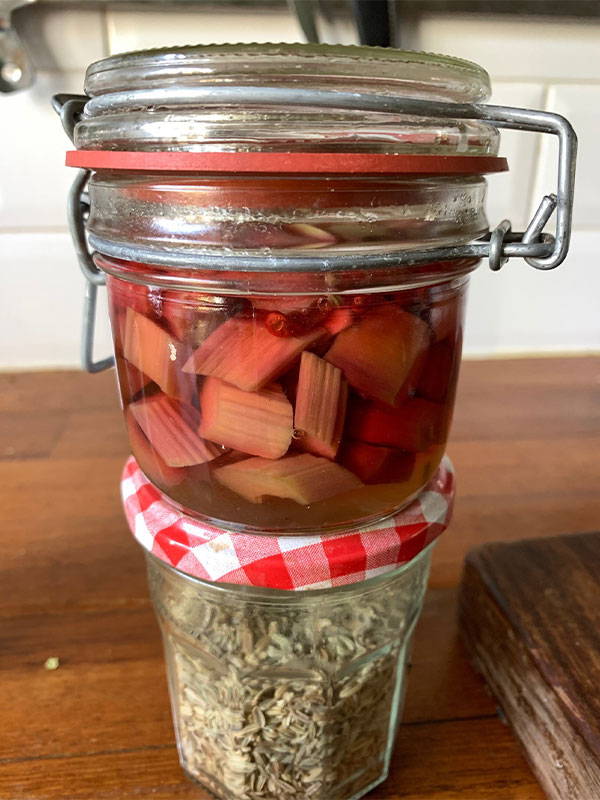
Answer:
115;355;151;405
294;352;347;460
183;316;325;391
325;306;430;405
323;306;354;335
340;441;416;484
123;307;194;402
125;409;186;487
199;377;293;459
129;393;220;467
214;453;363;505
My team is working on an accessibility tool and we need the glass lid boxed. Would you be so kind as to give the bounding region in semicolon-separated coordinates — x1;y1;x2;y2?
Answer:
76;43;498;156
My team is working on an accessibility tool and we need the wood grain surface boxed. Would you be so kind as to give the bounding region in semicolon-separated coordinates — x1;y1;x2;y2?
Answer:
1;356;599;799
460;531;600;800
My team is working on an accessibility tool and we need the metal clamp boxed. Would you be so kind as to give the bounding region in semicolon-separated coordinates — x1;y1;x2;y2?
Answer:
55;89;577;373
52;93;87;142
68;169;114;373
54;94;114;373
79;86;577;273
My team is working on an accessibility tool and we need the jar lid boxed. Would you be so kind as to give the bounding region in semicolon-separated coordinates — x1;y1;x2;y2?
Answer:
75;43;499;158
121;455;455;591
85;43;490;103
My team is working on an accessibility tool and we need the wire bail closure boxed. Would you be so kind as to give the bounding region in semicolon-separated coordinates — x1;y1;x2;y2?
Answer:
53;88;577;373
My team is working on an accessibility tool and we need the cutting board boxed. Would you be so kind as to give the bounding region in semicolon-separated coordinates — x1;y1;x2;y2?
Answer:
459;531;600;800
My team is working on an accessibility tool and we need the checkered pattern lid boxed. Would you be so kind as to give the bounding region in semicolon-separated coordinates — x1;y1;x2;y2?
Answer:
121;455;455;591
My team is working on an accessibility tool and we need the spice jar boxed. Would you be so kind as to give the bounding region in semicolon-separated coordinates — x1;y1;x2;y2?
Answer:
121;455;455;800
56;44;575;535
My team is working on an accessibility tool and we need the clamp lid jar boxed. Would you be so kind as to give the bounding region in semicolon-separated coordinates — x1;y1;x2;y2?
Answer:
56;43;576;534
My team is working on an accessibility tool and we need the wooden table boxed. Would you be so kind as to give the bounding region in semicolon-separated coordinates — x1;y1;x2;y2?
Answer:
2;356;599;799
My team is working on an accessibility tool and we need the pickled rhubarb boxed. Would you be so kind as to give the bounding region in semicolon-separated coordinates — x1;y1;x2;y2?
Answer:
160;291;226;346
324;306;354;336
115;355;151;405
325;307;430;405
183;317;325;392
341;442;416;484
123;308;194;402
198;377;293;459
294;352;347;459
107;262;465;531
208;221;337;250
417;339;458;404
285;223;338;248
314;447;442;520
429;298;459;341
125;409;186;487
130;393;220;467
114;279;155;318
348;397;447;452
214;453;362;504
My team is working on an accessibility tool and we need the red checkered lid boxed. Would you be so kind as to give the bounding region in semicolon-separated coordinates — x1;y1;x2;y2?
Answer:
121;455;455;591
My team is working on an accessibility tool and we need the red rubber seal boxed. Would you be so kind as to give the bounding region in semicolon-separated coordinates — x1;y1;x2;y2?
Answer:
66;150;508;175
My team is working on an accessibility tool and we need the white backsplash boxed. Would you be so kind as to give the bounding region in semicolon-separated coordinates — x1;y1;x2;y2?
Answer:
2;4;599;368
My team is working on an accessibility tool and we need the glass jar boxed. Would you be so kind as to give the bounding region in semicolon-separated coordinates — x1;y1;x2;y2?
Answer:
66;44;506;533
104;251;468;532
146;543;432;800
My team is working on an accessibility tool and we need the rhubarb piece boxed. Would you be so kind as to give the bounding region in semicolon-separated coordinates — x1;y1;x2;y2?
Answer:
112;278;155;318
323;222;370;243
429;297;460;342
123;307;195;402
198;377;293;459
294;352;347;460
260;297;334;338
324;306;354;336
417;339;459;404
130;393;220;467
325;306;430;405
348;396;448;452
224;222;337;249
313;446;443;518
285;223;338;248
251;296;314;312
183;317;325;392
214;453;362;505
340;442;416;484
125;409;186;487
160;291;228;346
115;355;151;405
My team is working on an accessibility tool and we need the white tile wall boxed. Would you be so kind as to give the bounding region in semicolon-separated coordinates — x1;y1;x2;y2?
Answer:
106;9;304;53
532;84;600;230
0;71;84;230
464;230;600;356
1;5;599;369
486;82;546;232
0;233;113;369
407;14;600;82
13;4;107;72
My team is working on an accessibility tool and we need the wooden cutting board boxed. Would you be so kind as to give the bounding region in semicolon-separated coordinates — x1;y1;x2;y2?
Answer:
459;531;600;800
